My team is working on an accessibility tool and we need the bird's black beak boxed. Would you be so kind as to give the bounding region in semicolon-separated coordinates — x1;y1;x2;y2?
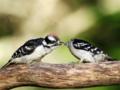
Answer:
64;42;69;46
59;41;64;45
53;41;64;46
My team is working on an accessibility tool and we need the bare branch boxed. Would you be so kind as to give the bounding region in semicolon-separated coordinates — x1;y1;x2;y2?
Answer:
0;61;120;90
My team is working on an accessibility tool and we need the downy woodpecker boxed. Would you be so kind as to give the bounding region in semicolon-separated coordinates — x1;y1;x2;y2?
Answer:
65;39;113;63
2;35;63;68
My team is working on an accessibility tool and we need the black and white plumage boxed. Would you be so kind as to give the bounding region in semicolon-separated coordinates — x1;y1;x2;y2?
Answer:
66;39;113;63
2;35;63;68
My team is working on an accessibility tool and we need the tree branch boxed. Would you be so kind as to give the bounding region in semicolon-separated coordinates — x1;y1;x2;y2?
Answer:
0;61;120;90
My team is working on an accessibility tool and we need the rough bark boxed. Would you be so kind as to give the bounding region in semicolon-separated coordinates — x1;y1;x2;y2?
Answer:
0;61;120;90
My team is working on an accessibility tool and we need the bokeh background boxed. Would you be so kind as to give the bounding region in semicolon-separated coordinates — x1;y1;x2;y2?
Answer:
0;0;120;90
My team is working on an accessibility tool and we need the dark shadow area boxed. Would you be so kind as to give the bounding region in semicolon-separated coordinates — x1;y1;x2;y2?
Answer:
0;14;22;38
63;0;99;10
12;85;120;90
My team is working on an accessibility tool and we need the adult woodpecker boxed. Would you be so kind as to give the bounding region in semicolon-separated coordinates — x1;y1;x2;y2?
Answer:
2;35;63;68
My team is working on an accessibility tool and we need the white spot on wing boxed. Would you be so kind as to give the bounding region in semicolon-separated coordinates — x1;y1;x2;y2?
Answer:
21;47;25;53
94;48;98;50
91;49;94;52
25;46;32;50
80;43;87;46
42;40;47;45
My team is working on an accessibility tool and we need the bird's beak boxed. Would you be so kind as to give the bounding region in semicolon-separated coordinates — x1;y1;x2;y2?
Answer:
64;42;69;46
56;41;64;46
53;41;64;46
59;41;64;45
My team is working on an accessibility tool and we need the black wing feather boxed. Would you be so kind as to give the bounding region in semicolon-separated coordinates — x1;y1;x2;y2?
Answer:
12;38;44;59
72;39;103;54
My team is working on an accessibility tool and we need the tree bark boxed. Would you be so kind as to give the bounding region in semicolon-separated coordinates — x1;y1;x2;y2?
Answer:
0;61;120;90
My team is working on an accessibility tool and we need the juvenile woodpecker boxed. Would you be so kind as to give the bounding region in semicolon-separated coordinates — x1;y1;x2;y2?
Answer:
2;35;63;68
65;39;113;63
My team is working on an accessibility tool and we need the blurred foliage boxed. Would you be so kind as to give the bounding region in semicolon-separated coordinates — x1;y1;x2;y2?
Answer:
64;0;98;10
77;13;120;58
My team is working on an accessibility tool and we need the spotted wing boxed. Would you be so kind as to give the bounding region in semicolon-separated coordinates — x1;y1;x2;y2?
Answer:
12;38;44;59
72;39;103;54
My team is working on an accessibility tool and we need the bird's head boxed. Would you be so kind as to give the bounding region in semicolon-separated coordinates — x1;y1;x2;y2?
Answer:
43;34;64;49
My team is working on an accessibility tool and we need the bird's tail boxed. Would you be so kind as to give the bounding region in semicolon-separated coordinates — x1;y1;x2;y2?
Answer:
0;59;12;69
105;56;117;61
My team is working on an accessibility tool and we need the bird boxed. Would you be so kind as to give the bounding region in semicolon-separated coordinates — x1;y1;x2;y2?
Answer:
1;35;63;68
65;39;113;63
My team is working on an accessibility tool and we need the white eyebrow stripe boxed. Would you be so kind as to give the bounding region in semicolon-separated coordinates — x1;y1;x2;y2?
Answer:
21;47;25;53
91;49;94;52
78;43;87;46
84;46;91;50
48;36;55;41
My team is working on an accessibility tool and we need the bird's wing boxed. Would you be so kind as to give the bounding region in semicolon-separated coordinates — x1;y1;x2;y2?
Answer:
12;38;44;59
72;39;103;54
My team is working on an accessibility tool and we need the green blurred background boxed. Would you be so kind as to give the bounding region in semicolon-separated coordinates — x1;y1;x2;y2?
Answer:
0;0;120;90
